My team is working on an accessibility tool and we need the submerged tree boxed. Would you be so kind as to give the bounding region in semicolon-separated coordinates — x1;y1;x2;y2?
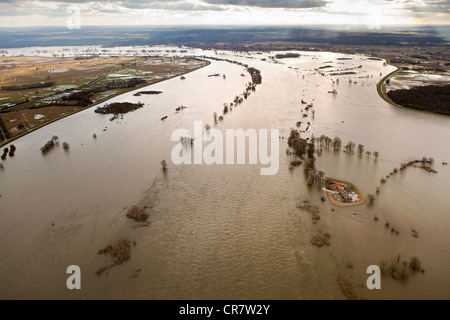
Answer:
307;142;315;160
357;144;364;156
319;135;332;148
367;194;375;206
373;151;379;159
314;170;325;186
344;141;355;154
161;160;168;171
332;137;341;152
409;257;422;272
303;158;315;175
288;130;308;158
306;168;316;185
223;103;229;115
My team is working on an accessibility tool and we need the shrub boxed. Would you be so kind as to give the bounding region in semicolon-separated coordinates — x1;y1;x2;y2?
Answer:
290;160;302;167
367;194;375;206
380;260;388;273
161;160;168;171
409;257;421;272
398;265;410;280
126;206;149;223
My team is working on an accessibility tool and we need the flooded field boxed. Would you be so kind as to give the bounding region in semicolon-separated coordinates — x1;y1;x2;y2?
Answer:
0;54;208;141
0;47;449;299
386;71;450;91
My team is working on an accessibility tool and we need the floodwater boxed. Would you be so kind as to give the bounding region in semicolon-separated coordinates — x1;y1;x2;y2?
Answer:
0;48;449;300
386;71;450;90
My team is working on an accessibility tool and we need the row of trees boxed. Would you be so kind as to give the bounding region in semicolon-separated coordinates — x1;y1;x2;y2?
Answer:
288;129;326;187
198;55;262;85
1;81;55;91
316;135;380;159
213;65;261;124
40;136;69;153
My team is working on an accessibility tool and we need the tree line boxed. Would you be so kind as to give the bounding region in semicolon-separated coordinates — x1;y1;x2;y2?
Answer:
387;84;450;115
1;81;55;91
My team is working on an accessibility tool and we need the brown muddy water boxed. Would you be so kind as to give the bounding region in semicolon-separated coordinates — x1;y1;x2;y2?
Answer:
0;48;449;299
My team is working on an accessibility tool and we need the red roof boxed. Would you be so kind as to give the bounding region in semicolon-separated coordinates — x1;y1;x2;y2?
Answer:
330;184;344;191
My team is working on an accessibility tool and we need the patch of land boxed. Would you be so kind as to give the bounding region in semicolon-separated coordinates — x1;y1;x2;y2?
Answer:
323;178;366;207
387;84;450;116
0;56;209;146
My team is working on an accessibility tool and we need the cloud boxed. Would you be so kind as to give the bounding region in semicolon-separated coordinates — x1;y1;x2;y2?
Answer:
0;0;447;25
0;0;221;9
0;0;226;17
203;0;328;8
404;0;450;12
132;2;226;11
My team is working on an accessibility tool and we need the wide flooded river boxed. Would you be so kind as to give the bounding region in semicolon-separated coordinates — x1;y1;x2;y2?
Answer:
0;47;449;299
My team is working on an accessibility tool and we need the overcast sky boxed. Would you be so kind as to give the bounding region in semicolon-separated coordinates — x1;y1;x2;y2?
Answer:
0;0;448;27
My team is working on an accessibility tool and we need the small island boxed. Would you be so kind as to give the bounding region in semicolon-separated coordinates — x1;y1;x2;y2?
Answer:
322;178;366;206
133;90;163;97
94;102;144;114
